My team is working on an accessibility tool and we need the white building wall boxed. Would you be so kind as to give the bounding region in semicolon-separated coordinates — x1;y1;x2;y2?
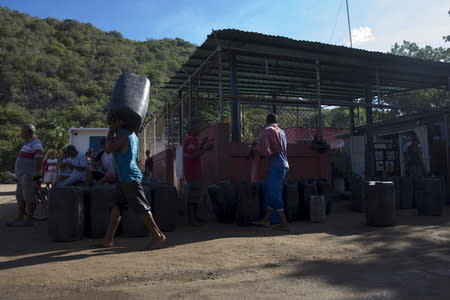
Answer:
68;128;109;154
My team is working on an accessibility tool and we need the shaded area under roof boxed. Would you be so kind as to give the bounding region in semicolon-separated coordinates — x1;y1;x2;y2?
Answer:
164;29;450;105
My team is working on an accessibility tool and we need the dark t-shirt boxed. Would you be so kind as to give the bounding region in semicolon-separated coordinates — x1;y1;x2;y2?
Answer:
94;150;104;162
144;157;153;176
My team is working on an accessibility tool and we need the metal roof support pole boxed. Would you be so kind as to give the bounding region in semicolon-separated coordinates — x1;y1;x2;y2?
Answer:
169;110;173;145
376;68;380;104
217;48;223;121
350;106;355;135
166;98;170;145
316;60;323;140
230;52;241;142
188;78;192;122
365;85;375;177
444;113;449;185
272;96;277;114
447;76;450;102
179;89;184;145
195;82;199;120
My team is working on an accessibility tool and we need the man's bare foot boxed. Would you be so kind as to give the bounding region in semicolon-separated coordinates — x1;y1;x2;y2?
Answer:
146;234;166;250
93;240;113;248
251;220;271;227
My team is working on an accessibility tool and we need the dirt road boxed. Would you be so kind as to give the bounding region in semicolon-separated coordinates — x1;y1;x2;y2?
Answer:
1;184;449;299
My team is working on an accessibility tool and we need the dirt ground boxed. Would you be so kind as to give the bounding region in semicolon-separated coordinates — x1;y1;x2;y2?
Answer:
0;184;449;300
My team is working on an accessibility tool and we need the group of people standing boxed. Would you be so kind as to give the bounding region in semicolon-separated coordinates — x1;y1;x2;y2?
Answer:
6;119;165;250
6;112;289;250
5;125;118;227
181;113;290;231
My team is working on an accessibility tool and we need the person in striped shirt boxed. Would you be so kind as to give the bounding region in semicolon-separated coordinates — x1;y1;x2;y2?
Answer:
5;124;44;227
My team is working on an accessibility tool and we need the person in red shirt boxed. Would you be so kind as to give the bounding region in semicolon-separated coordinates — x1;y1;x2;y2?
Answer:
183;121;213;226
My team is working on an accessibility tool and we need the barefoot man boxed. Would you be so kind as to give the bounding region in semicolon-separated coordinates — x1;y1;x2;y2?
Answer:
252;113;290;231
96;117;166;250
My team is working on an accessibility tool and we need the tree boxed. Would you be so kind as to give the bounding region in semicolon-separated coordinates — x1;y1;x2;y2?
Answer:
444;10;450;42
390;41;449;62
0;7;196;170
388;40;450;114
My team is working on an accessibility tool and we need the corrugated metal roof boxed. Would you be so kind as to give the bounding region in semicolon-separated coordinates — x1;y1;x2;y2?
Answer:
164;29;450;105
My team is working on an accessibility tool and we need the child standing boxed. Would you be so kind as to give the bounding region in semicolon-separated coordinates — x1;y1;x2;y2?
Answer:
43;150;58;188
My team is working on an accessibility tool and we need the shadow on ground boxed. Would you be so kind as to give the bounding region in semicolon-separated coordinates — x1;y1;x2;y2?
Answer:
1;193;449;290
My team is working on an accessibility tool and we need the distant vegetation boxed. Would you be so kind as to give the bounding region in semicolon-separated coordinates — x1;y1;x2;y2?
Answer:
0;7;196;171
0;7;448;171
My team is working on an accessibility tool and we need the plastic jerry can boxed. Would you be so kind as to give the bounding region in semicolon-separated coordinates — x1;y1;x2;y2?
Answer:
48;186;86;241
298;179;318;219
89;184;119;238
366;181;395;226
317;178;332;214
235;182;261;225
351;175;367;212
283;181;299;222
399;176;414;209
107;72;150;132
150;182;177;232
309;195;326;223
208;181;237;223
415;177;444;216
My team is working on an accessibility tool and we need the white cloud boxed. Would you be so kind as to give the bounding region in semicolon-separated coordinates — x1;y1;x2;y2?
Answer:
351;26;376;45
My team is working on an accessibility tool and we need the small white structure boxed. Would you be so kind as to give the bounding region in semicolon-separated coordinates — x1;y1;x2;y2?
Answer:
68;128;109;154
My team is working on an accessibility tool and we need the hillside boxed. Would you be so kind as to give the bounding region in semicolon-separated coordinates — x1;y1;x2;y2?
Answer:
0;7;196;171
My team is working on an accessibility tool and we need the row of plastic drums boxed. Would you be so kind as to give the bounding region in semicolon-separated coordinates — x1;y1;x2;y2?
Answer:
351;176;446;226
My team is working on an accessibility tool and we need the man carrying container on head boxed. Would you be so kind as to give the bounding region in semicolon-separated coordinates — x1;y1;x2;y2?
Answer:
95;117;166;250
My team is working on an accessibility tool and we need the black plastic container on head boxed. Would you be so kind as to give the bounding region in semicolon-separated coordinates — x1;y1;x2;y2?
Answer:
107;72;150;132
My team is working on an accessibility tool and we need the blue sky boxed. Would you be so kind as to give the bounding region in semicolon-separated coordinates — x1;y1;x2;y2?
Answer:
1;0;448;52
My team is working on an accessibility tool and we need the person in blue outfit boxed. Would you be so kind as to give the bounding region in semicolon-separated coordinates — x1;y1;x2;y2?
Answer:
96;117;166;250
252;113;290;231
